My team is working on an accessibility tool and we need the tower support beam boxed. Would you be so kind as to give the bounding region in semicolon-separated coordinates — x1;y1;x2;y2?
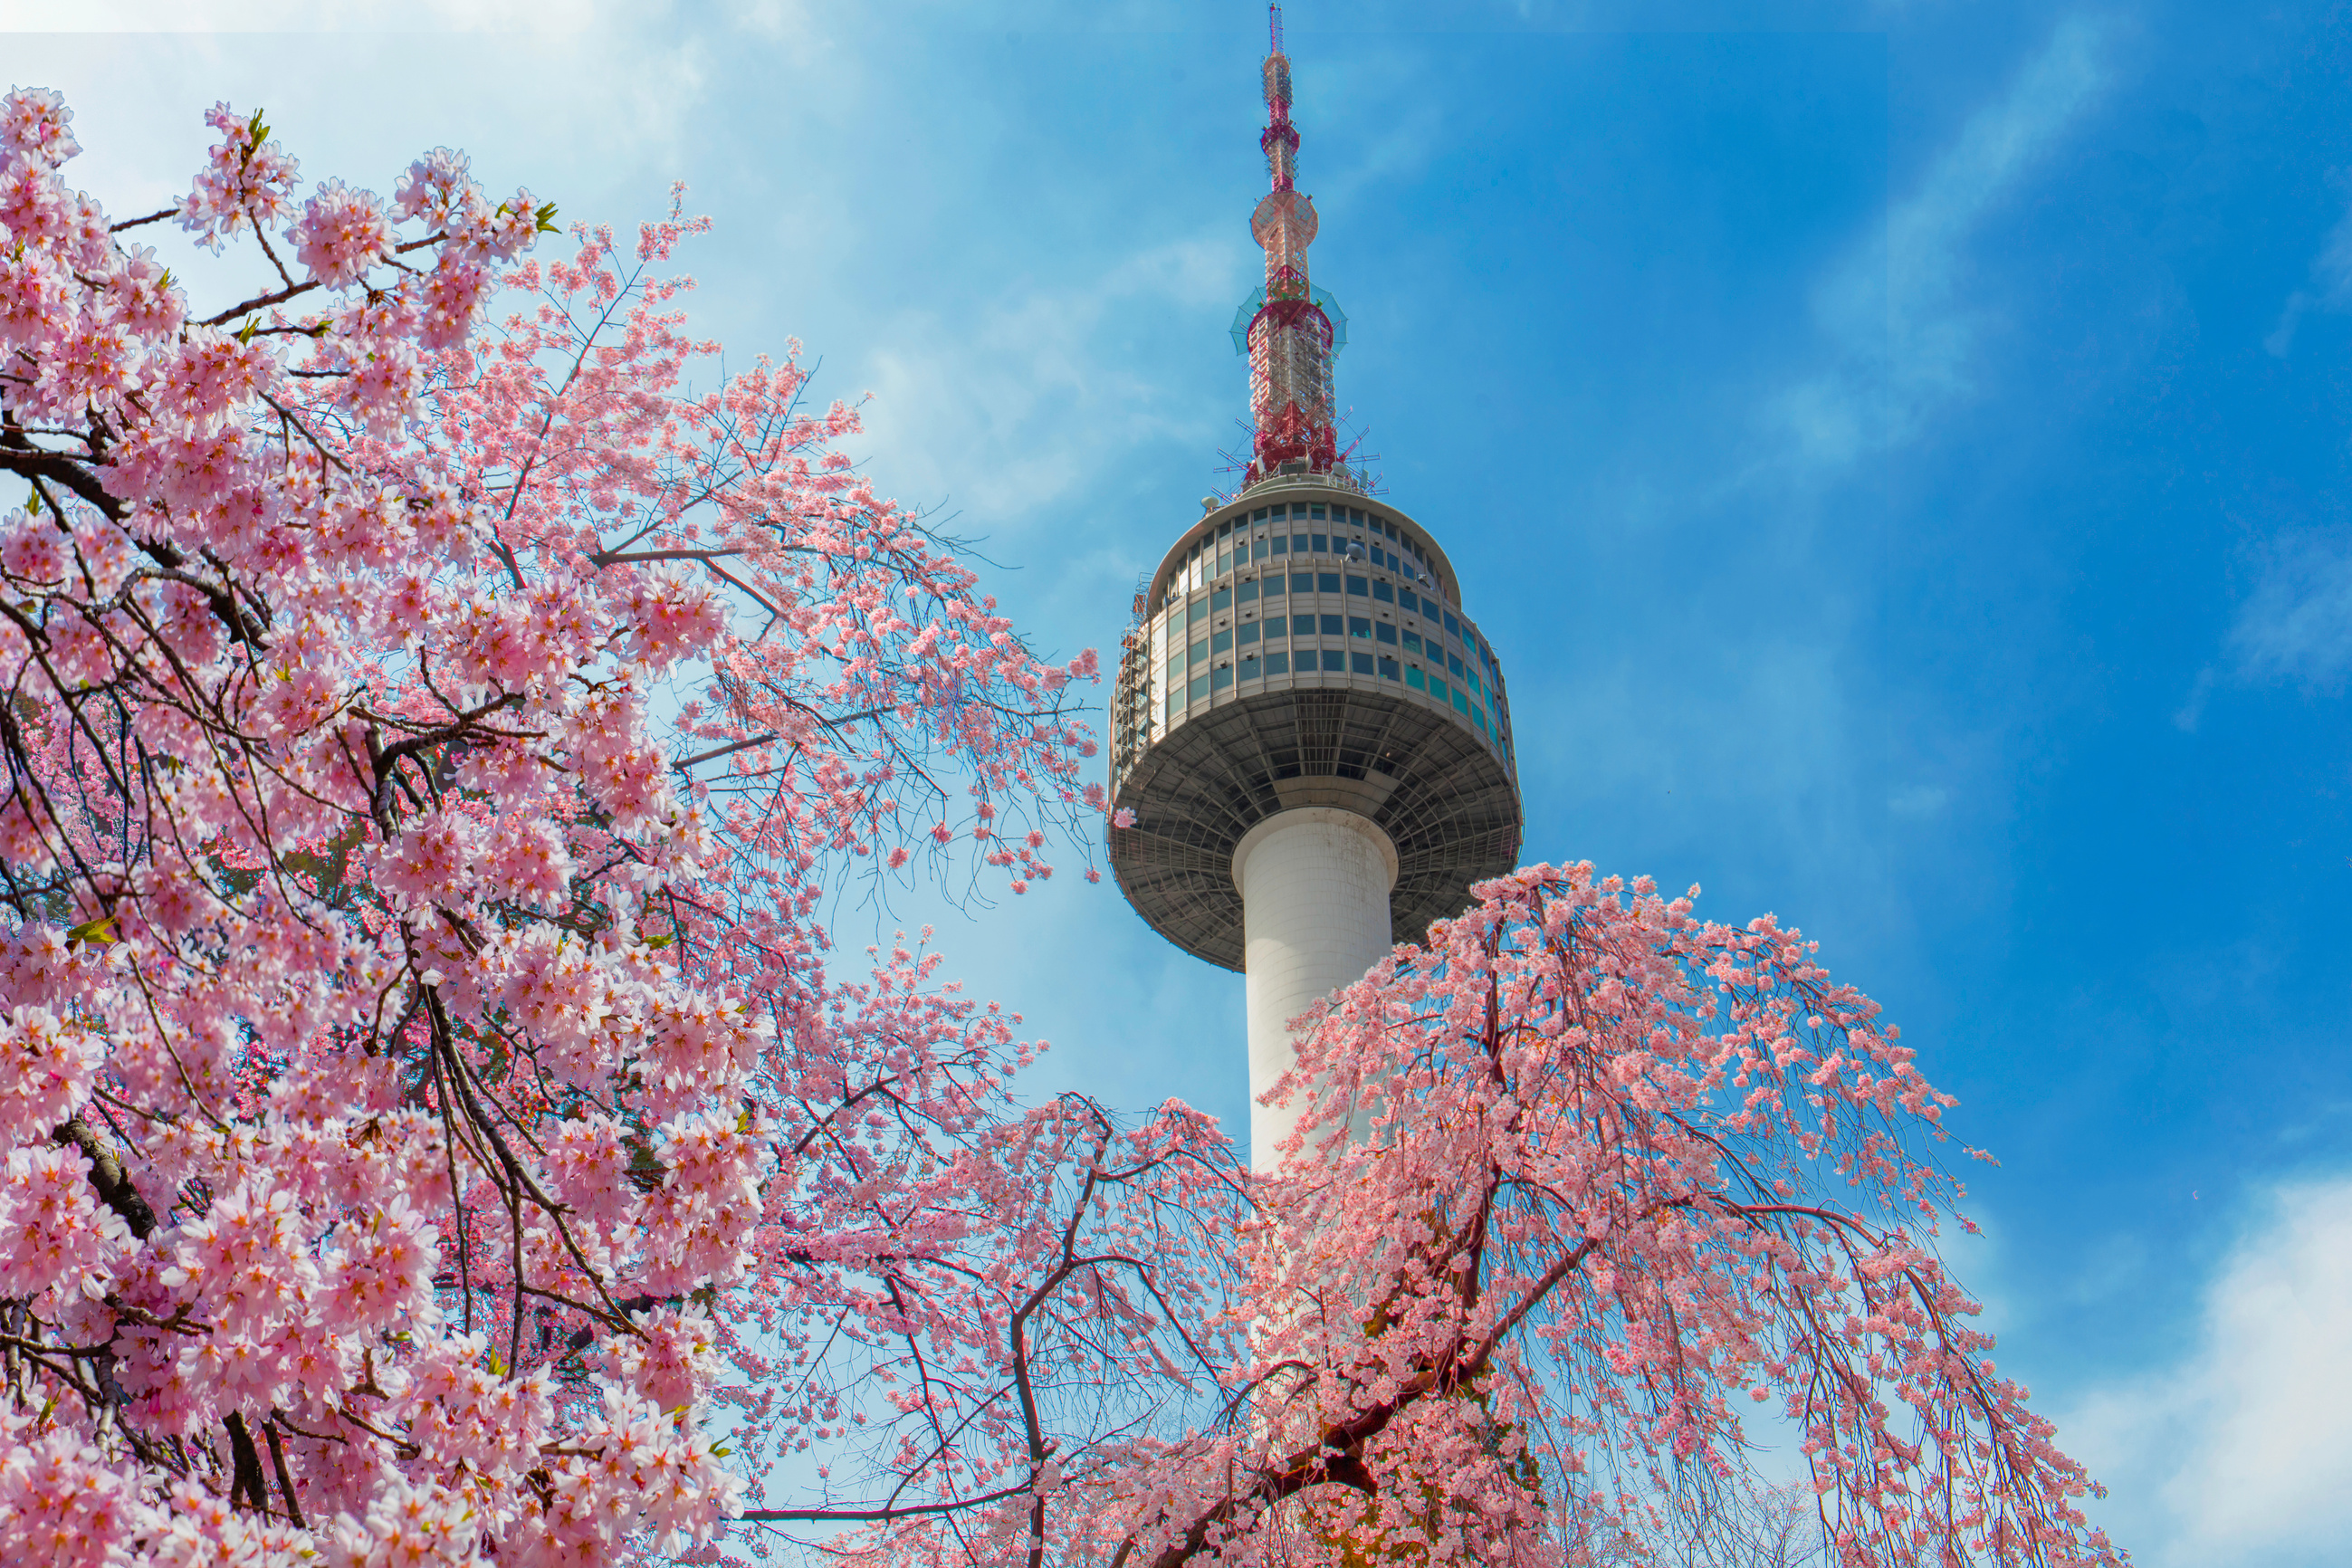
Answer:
1232;808;1398;1172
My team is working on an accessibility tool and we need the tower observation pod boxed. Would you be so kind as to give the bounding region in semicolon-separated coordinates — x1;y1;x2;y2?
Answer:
1107;5;1523;1172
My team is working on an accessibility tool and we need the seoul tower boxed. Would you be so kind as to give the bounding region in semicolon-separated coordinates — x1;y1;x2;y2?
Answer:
1107;5;1522;1171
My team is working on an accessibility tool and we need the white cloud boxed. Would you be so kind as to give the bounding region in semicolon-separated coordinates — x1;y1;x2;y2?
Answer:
2066;1179;2352;1567
2227;534;2352;690
1887;783;1951;818
1768;16;2106;472
2263;172;2352;356
853;237;1247;523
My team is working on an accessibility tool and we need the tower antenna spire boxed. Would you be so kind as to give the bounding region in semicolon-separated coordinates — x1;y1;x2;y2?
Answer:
1238;2;1343;488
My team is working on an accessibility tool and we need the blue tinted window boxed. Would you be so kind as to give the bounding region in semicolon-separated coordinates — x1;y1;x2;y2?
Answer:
1402;632;1421;654
1372;580;1393;603
1378;656;1399;680
1429;677;1448;703
1320;615;1343;636
1264;574;1286;595
1317;572;1340;594
1349;617;1371;639
1399;590;1419;614
1189;601;1208;625
1310;533;1327;553
1293;615;1314;636
1351;652;1374;674
1239;656;1260;680
1375;622;1397;645
1238;580;1257;603
1211;629;1231;655
1467;669;1481;694
1321;649;1345;673
1165;656;1182;684
1271;535;1288;555
1474;706;1488;734
1406;666;1426;691
1453;688;1470;714
1449;652;1464;676
1166;690;1180;719
1238;622;1260;645
1293;532;1310;552
1346;575;1368;597
1310;504;1326;520
1252;508;1269;521
1253;540;1269;560
1190;675;1209;701
1292;573;1313;593
1190;640;1207;665
1445;612;1461;636
1216;550;1229;575
1210;588;1232;611
1212;665;1233;691
1266;651;1289;674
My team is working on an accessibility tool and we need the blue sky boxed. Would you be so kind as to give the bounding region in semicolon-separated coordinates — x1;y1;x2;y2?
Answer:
13;1;2352;1560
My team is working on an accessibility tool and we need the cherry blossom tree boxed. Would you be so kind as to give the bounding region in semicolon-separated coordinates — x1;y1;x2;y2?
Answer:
0;87;1103;1567
770;866;2124;1568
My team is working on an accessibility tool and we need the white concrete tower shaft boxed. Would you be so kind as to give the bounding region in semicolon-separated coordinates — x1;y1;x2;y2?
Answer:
1230;808;1398;1172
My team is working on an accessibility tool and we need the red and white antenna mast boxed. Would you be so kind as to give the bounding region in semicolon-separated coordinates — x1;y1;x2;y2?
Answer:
1239;3;1345;489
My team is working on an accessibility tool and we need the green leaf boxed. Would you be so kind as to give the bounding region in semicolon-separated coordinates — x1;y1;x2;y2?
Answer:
534;200;560;235
65;914;118;947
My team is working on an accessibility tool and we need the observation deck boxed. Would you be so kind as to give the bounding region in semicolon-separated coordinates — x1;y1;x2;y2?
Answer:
1107;473;1524;971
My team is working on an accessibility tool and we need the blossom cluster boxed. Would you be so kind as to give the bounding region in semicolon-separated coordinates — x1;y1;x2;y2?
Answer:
0;83;1097;1568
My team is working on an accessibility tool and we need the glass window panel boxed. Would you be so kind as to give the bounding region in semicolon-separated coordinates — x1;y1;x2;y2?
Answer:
1399;589;1419;614
1453;688;1470;714
1252;508;1269;521
1165;655;1183;683
1349;617;1371;638
1190;639;1207;665
1467;669;1481;694
1317;572;1340;593
1211;588;1232;611
1212;665;1233;691
1310;504;1326;520
1320;615;1342;636
1292;572;1313;593
1216;550;1230;575
1238;580;1257;603
1445;612;1461;637
1239;655;1260;680
1406;666;1426;691
1190;674;1209;701
1351;651;1374;674
1475;707;1488;734
1379;656;1400;680
1189;600;1207;624
1429;677;1448;703
1211;629;1232;655
1271;535;1289;555
1166;690;1180;719
1294;615;1315;636
1219;521;1232;537
1265;575;1286;596
1372;580;1393;603
1238;622;1260;645
1321;649;1345;672
1448;652;1464;676
1267;651;1289;674
1308;533;1325;553
1375;622;1397;645
1346;575;1368;596
1253;540;1269;560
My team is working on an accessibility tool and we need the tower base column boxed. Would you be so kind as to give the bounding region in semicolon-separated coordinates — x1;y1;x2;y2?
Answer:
1231;808;1398;1173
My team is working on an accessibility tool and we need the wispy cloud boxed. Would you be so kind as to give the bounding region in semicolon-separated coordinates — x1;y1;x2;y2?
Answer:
2262;175;2352;356
2226;532;2352;690
1768;16;2106;473
2066;1179;2352;1567
853;237;1246;524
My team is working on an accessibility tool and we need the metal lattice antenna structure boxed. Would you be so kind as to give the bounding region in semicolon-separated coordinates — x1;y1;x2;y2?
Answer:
1104;7;1524;1171
1240;4;1343;488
